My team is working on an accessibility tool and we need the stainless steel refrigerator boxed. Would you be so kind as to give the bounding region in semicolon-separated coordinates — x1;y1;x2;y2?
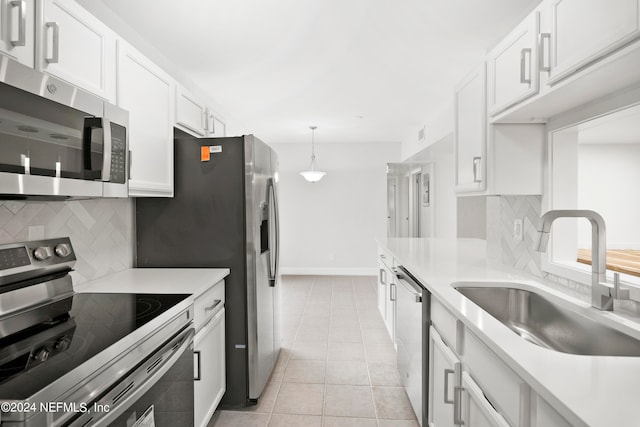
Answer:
135;131;280;408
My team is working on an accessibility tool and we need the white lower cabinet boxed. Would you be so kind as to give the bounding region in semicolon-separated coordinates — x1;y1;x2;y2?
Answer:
193;280;226;427
194;306;226;427
377;247;396;344
428;326;461;427
533;395;572;427
377;263;387;319
461;372;510;427
384;265;396;344
428;293;573;427
463;330;528;427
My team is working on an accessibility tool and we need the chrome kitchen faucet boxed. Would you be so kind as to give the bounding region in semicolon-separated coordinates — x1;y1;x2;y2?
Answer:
536;210;615;311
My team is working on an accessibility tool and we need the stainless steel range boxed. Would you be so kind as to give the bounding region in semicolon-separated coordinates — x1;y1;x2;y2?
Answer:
0;238;195;426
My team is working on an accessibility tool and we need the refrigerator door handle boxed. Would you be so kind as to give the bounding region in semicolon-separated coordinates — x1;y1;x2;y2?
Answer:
268;178;279;287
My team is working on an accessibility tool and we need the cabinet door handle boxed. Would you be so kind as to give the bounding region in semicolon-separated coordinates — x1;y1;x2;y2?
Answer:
201;109;207;132
379;268;386;285
539;33;551;72
444;368;455;404
389;283;396;302
194;350;202;381
520;48;532;84
205;299;222;312
45;22;60;64
9;0;26;47
472;156;482;183
208;112;215;135
454;386;465;426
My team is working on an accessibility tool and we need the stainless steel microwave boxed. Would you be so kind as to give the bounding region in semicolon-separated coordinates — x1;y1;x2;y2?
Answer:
0;56;128;199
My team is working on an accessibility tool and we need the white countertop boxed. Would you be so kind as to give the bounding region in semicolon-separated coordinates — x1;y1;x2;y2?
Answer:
380;237;640;427
75;268;230;302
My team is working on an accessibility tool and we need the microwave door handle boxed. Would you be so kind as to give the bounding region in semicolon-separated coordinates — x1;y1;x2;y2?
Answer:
101;118;112;181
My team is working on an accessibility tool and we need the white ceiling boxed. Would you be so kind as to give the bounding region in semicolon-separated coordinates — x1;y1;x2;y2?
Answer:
95;0;541;145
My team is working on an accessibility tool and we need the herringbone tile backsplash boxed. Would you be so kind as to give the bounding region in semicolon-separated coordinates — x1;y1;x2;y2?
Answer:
0;199;134;285
497;195;543;276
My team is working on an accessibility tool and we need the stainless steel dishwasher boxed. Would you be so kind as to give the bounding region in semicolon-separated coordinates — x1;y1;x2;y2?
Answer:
395;266;430;427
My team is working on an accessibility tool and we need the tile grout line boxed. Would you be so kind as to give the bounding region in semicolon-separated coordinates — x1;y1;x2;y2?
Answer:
267;275;313;426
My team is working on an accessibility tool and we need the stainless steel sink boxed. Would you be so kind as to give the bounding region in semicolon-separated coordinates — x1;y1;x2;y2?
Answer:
454;284;640;356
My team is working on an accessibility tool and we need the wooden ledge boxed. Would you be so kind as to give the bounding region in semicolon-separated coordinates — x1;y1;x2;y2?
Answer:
577;249;640;277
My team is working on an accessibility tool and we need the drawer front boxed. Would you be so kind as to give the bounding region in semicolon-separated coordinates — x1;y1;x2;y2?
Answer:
462;372;510;427
378;246;394;270
463;331;527;427
194;280;225;331
431;298;458;351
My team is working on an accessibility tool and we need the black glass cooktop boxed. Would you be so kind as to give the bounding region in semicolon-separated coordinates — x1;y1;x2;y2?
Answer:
0;292;189;400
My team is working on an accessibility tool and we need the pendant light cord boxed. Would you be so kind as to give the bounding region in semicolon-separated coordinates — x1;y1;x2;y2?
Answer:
310;125;317;168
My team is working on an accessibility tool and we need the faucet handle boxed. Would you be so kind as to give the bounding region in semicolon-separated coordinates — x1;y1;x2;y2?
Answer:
613;272;630;300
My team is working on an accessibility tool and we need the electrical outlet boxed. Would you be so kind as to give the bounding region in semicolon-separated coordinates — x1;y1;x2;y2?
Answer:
328;253;335;262
513;219;523;241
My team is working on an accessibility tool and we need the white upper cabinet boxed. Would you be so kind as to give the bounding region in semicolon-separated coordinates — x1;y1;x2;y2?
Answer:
176;85;208;137
455;64;486;193
0;0;35;67
37;0;116;102
455;64;545;196
207;112;226;137
491;0;640;121
544;0;640;85
117;39;175;197
487;11;540;115
176;85;228;138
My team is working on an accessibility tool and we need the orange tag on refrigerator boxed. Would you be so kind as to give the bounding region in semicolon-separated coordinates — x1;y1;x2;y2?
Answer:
201;146;210;162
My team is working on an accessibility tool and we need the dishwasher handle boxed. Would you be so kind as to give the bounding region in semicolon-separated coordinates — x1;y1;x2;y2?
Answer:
396;266;425;299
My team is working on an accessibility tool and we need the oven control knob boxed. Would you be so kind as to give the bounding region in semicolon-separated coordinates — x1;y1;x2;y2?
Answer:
33;246;53;261
54;243;72;258
34;347;50;362
54;337;71;351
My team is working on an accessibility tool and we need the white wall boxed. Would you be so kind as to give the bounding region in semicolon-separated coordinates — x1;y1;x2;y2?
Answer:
578;143;640;248
403;135;457;239
272;142;401;275
400;100;454;161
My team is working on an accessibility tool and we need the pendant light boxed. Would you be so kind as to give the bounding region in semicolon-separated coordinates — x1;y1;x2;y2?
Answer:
300;125;326;182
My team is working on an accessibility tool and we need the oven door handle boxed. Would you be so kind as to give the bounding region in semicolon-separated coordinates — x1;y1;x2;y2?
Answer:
68;327;195;426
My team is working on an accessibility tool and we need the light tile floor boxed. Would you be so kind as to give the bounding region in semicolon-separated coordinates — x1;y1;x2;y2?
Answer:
208;275;419;427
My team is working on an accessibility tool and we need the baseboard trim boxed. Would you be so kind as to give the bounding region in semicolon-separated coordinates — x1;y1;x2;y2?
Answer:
280;267;377;276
